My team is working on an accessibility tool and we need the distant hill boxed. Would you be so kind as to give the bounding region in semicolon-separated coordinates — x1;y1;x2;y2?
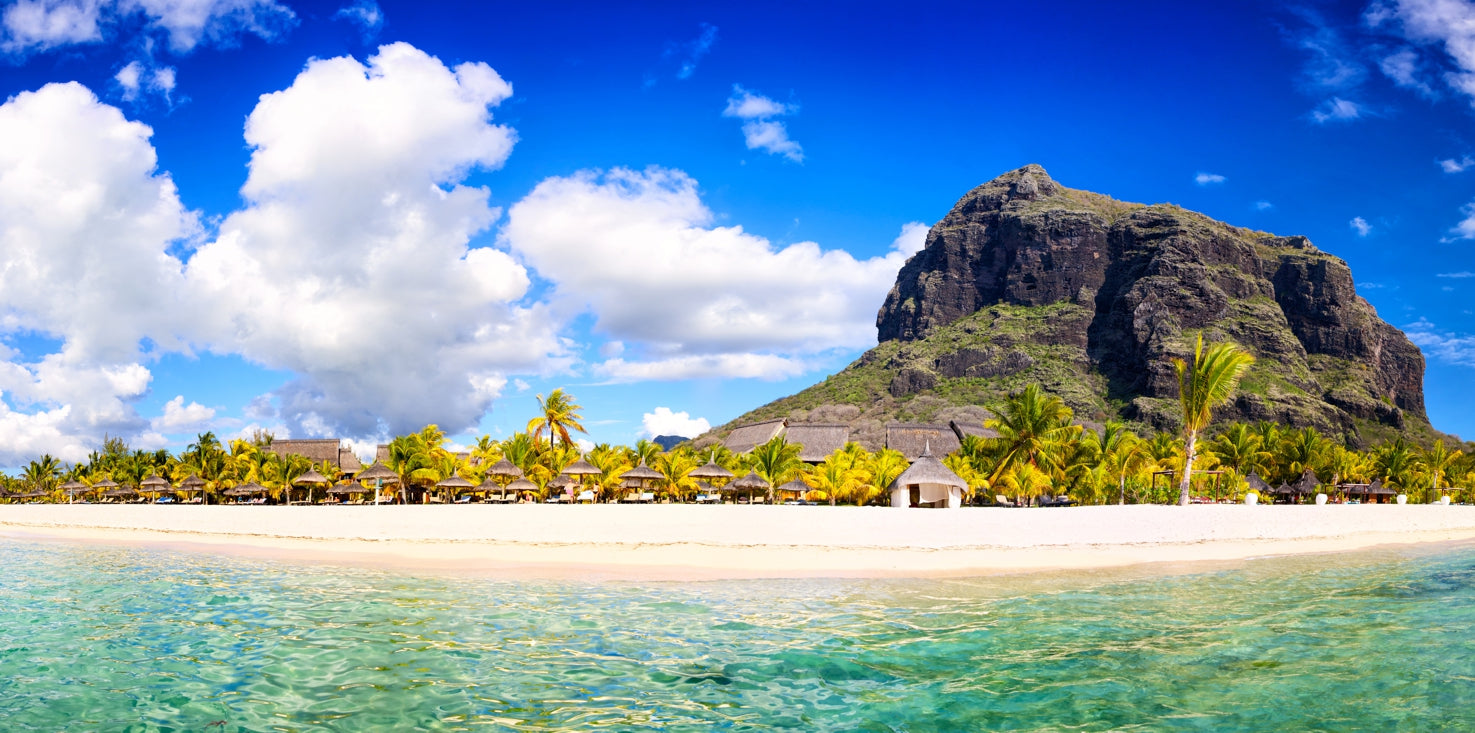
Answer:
652;435;688;451
698;164;1438;450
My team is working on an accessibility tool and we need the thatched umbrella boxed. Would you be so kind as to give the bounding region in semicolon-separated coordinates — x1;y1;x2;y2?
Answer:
889;445;967;508
689;457;734;482
292;468;331;504
558;456;602;501
776;479;813;504
505;477;538;502
93;478;119;492
729;472;770;503
179;474;207;504
140;474;170;501
356;462;401;504
328;483;372;496
435;473;475;502
1294;469;1320;496
60;479;87;504
224;482;268;502
486;458;524;479
619;460;665;502
1245;472;1272;495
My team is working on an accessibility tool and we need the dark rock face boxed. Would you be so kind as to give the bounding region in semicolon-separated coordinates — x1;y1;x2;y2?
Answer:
874;164;1428;440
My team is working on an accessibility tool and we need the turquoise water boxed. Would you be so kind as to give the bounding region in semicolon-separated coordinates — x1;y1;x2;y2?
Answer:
2;541;1473;732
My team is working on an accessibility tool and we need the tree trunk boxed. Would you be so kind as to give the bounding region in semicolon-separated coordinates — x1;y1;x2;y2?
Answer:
1118;474;1126;505
1178;433;1197;506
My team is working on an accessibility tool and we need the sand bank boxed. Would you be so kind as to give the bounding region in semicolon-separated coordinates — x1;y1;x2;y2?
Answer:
3;504;1475;580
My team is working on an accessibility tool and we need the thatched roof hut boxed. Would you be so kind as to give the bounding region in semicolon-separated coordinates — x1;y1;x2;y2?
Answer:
889;446;967;508
1294;469;1320;495
785;423;850;462
267;439;363;475
1245;472;1272;494
886;424;962;460
723;419;786;453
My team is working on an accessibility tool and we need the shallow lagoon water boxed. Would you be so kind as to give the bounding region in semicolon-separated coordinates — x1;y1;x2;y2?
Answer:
1;539;1473;731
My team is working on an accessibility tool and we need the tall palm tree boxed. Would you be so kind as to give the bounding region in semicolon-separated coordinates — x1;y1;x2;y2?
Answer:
1374;438;1418;492
23;455;61;499
1172;335;1255;505
750;435;803;503
526;388;587;450
865;448;910;505
987;384;1078;480
1000;462;1052;507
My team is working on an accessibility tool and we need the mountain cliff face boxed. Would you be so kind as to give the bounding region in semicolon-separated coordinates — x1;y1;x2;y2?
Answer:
707;165;1435;448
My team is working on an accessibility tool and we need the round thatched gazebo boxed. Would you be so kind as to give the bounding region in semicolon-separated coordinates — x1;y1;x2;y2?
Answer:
435;473;475;503
728;472;771;503
889;445;967;508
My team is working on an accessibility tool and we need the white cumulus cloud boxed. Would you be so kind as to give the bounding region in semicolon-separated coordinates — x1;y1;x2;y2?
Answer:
1440;155;1475;172
501;167;918;381
182;42;561;439
152;395;216;433
1368;0;1475;103
1194;172;1226;185
642;407;710;438
1350;216;1373;236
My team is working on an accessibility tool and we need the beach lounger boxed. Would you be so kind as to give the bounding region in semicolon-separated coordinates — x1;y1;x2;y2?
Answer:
455;495;473;503
639;491;655;503
576;490;596;503
995;495;1016;507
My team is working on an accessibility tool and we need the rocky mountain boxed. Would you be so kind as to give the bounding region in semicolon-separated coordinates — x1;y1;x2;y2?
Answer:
703;164;1437;449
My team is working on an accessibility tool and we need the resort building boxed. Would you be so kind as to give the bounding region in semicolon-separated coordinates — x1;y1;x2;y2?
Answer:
885;423;961;460
263;439;364;478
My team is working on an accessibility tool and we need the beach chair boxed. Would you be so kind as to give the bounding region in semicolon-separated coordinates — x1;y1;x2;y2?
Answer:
995;495;1016;507
576;489;596;503
639;491;655;503
455;495;473;504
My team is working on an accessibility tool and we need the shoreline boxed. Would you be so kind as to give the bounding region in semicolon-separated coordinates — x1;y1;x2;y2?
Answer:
4;504;1475;580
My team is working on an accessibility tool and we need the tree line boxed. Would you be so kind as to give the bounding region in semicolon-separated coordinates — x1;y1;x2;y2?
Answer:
2;341;1470;505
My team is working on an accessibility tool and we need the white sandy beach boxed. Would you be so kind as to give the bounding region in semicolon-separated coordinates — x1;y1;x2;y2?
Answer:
3;503;1475;579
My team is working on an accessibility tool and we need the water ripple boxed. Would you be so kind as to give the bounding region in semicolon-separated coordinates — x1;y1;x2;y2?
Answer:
1;540;1474;730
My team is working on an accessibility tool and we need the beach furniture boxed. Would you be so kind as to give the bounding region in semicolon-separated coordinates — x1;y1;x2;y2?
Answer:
291;468;331;504
639;491;655;503
435;473;475;504
994;495;1016;507
576;489;596;503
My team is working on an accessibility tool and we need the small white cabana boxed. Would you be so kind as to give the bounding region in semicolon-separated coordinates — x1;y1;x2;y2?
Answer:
888;444;967;509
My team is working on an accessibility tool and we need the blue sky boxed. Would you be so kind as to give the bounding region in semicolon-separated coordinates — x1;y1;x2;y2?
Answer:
4;0;1475;467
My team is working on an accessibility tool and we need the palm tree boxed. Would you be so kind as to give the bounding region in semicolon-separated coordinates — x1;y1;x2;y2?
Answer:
1172;335;1255;505
750;435;803;503
526;388;587;450
1373;438;1418;492
864;448;910;506
23;455;62;499
1094;421;1147;505
987;384;1078;480
1207;424;1267;479
1420;440;1463;503
812;449;870;506
1000;462;1052;507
